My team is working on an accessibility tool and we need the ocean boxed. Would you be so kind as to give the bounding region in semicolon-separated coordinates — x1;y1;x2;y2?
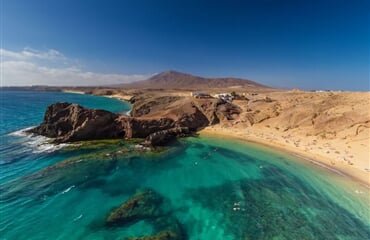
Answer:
0;91;369;240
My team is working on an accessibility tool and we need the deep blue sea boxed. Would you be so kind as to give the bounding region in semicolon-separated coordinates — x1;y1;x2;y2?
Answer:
0;91;369;240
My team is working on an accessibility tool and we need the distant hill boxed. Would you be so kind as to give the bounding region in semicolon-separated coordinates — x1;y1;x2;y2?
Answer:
120;70;273;90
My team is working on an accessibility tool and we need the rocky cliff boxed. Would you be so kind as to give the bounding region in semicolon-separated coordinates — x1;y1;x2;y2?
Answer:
28;103;177;144
28;102;124;142
29;93;242;145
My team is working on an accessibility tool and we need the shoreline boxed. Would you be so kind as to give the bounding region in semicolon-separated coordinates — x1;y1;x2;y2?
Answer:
199;126;370;188
62;90;132;105
62;90;86;95
102;93;133;102
102;94;133;116
64;90;370;187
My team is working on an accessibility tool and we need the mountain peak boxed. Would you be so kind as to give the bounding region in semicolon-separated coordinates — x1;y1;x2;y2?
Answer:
162;70;182;74
124;70;273;90
155;70;192;77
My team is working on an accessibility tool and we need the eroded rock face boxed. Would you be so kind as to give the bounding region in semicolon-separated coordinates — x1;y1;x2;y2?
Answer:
129;95;242;131
128;118;176;138
175;104;210;130
131;96;182;117
28;103;187;145
215;102;241;121
193;99;222;125
130;96;211;131
144;127;190;146
28;102;124;142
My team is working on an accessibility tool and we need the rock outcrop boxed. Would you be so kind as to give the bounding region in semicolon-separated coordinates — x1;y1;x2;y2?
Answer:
126;117;175;138
28;102;124;142
144;127;190;146
130;95;182;117
216;102;241;121
29;103;188;145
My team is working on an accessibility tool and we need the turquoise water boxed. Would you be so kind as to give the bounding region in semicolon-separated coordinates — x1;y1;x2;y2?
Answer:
0;91;130;136
0;91;369;240
0;91;131;183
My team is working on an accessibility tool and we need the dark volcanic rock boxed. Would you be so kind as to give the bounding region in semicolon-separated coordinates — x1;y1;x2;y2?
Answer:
113;190;186;240
29;97;237;145
28;103;178;144
144;127;190;146
28;102;124;142
128;118;175;138
106;189;164;226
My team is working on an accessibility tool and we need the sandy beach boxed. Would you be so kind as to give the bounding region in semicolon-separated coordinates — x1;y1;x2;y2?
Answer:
199;125;370;187
62;90;86;95
103;94;133;102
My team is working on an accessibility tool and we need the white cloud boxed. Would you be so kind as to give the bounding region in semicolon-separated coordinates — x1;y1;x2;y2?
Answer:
0;48;150;86
1;48;66;61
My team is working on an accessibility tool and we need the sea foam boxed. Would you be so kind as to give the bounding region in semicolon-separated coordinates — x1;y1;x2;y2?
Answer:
8;127;69;153
8;126;35;137
61;185;75;194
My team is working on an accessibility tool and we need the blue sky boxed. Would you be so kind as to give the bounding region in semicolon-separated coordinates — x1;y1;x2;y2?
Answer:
1;0;369;90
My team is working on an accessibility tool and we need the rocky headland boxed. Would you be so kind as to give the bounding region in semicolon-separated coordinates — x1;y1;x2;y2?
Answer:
28;93;240;146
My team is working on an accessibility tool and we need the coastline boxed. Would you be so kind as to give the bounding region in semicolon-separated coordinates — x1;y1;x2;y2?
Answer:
101;94;133;115
62;89;133;103
199;126;370;187
64;90;370;187
62;90;86;95
102;93;133;102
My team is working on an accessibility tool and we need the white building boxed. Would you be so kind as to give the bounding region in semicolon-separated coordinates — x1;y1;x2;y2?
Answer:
213;93;233;102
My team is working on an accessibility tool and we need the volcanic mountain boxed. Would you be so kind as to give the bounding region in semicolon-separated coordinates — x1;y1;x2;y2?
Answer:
122;70;272;90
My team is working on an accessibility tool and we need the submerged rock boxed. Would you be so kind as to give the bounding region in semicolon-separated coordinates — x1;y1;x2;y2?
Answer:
149;216;186;240
124;230;182;240
107;189;186;240
121;216;186;240
106;189;164;226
